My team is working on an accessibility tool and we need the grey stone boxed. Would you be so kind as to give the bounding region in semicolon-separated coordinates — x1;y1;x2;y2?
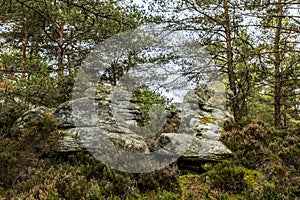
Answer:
58;127;149;154
54;98;99;128
157;133;232;161
155;80;233;162
14;80;234;167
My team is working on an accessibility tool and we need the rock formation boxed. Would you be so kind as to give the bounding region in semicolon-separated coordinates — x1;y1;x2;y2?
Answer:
156;81;233;170
13;81;233;169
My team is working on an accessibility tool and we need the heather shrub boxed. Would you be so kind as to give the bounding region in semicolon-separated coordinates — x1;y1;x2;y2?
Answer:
15;163;104;199
222;124;300;172
0;101;182;199
6;149;181;199
134;164;180;194
221;124;300;199
222;124;274;169
12;114;61;156
0;111;63;198
0;135;43;198
142;123;299;200
0;102;28;137
0;137;20;190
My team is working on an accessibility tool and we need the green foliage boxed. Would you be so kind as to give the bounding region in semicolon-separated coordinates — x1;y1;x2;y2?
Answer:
145;0;300;127
0;51;76;107
131;86;166;125
179;174;207;199
132;86;165;114
246;93;274;126
0;0;142;107
15;67;75;107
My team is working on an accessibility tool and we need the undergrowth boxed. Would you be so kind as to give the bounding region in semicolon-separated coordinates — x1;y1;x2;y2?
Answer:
0;101;299;199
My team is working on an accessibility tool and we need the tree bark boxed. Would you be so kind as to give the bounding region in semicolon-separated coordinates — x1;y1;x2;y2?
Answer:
21;28;29;78
274;0;283;128
223;0;240;121
58;24;64;68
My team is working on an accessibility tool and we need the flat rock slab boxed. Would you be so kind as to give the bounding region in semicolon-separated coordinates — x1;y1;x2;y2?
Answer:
157;133;232;162
58;127;149;154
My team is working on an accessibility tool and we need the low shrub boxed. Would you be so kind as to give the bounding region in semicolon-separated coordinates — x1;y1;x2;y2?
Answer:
1;146;181;199
204;161;272;194
221;124;300;199
0;102;28;137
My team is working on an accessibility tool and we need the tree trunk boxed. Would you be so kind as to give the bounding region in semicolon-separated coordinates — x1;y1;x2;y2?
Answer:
58;24;64;69
274;0;283;128
223;0;240;121
21;28;29;78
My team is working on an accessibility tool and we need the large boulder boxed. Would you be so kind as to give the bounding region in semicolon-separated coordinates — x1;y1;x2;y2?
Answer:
157;133;232;161
54;84;149;154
